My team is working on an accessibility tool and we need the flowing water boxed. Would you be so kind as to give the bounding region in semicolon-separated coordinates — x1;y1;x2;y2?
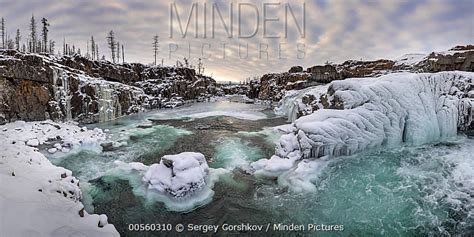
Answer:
46;99;474;236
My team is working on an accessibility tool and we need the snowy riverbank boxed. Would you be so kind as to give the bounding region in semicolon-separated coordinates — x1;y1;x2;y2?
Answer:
0;120;119;236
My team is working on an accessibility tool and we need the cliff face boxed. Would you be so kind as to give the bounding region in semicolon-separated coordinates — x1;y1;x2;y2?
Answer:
251;46;474;101
0;50;217;124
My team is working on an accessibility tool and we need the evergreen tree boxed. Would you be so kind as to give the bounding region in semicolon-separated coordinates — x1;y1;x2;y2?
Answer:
90;36;95;60
29;14;37;53
152;35;159;65
106;30;116;63
15;29;21;50
1;17;5;49
41;18;49;53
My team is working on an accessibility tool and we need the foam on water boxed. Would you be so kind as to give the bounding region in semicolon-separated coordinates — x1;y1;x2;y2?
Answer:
237;127;282;145
49;125;191;181
211;137;265;170
150;100;270;121
255;137;474;236
102;162;229;212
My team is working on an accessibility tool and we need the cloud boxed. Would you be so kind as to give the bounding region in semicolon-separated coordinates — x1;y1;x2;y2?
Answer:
0;0;472;82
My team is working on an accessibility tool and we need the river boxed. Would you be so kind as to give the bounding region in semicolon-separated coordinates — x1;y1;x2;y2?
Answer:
45;97;474;236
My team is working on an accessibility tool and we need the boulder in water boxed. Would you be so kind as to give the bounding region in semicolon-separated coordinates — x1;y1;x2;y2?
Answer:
142;152;209;198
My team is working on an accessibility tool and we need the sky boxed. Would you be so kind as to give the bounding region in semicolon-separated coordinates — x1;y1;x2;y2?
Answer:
0;0;473;82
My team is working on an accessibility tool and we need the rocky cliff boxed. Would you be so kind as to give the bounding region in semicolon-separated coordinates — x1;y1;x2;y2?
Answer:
0;50;218;124
250;45;474;101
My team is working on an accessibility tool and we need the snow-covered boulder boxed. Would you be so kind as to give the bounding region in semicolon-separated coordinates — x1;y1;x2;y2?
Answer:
112;153;225;212
142;152;209;198
26;138;40;147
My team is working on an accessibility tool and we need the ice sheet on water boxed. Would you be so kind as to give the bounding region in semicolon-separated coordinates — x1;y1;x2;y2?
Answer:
150;100;270;121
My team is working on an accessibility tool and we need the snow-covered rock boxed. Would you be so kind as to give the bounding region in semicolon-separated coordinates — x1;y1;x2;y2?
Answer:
0;50;219;124
275;85;329;122
0;120;118;236
252;71;474;176
26;138;40;147
143;152;209;198
112;153;226;212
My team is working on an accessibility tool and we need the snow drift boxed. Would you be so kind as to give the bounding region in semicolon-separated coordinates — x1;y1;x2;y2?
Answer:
252;72;473;177
0;121;118;236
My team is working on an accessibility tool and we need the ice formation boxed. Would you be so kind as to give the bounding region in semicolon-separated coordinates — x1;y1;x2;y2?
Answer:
113;153;227;212
0;121;118;236
143;152;209;198
275;85;329;122
252;72;473;177
51;68;73;121
150;98;269;120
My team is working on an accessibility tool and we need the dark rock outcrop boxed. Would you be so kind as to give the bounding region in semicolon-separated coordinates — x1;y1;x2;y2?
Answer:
0;50;218;124
251;46;474;101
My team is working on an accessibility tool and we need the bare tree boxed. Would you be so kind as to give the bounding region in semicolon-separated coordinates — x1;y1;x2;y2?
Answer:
152;35;159;65
122;44;124;63
106;30;116;63
116;41;120;64
49;40;55;54
6;37;14;49
183;57;189;67
197;58;204;75
15;29;21;50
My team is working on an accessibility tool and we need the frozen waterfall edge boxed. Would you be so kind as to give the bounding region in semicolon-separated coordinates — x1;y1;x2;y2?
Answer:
252;71;474;178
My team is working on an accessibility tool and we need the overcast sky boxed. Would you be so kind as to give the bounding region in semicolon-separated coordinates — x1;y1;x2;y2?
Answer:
0;0;473;82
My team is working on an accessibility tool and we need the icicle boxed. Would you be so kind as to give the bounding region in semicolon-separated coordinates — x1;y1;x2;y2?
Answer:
51;68;72;121
96;83;122;122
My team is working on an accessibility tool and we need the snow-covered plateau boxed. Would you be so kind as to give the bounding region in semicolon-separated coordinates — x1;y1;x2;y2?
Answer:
0;121;119;236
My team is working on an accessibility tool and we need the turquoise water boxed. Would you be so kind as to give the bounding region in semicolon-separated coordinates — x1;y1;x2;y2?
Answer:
45;101;474;236
256;139;474;236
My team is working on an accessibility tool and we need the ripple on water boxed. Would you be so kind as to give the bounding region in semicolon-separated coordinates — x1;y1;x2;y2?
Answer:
254;137;474;236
